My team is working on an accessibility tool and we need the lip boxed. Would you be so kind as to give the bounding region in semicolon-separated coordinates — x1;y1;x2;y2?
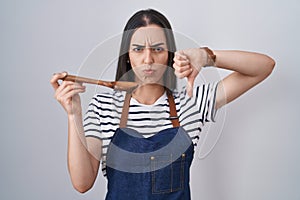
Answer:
143;69;155;75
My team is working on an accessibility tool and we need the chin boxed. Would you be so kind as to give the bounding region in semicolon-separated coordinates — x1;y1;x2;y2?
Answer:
140;79;164;87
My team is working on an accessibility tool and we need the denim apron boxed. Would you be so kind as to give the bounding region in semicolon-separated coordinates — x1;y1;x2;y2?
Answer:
105;90;195;200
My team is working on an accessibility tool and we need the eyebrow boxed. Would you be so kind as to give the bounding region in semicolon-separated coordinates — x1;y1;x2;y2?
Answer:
131;42;165;48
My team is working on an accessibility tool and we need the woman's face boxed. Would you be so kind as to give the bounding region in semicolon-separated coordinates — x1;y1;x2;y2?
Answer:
128;24;168;85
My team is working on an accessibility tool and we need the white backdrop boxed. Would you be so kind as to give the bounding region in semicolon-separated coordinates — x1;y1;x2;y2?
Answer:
1;0;299;199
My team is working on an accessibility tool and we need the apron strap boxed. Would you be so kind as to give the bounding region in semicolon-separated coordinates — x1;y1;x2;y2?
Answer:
166;89;180;127
119;89;180;128
119;92;131;128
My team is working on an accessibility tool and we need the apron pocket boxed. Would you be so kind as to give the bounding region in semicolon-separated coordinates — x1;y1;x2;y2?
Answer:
150;153;185;194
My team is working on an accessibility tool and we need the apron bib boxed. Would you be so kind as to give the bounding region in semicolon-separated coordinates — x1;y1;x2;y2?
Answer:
105;90;195;200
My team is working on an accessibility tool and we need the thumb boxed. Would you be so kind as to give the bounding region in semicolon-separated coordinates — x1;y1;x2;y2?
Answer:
187;75;196;97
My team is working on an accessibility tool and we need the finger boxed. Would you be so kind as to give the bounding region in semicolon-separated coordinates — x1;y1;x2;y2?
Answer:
187;76;196;97
173;63;192;73
56;81;85;99
174;67;193;79
54;80;72;99
173;58;190;67
54;81;85;102
175;51;188;61
57;87;86;105
50;72;68;90
174;55;188;64
63;87;86;102
174;52;190;68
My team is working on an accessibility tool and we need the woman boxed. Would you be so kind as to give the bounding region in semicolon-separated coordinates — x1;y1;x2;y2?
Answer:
50;9;275;200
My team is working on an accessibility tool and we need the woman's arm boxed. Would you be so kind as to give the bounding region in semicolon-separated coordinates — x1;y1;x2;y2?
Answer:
67;114;101;193
173;48;275;109
50;72;101;193
213;50;275;109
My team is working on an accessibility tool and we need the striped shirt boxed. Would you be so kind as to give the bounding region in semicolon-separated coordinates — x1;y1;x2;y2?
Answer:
84;83;218;176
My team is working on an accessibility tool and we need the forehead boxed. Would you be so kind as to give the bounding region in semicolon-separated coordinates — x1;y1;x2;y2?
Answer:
130;25;167;44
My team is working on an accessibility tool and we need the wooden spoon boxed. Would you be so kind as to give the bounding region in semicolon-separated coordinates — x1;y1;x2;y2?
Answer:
61;74;138;91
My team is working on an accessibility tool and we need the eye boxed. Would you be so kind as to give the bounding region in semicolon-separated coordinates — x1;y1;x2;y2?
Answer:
152;47;164;52
132;47;144;52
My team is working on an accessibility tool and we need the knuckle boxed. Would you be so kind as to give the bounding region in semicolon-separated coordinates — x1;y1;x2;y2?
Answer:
69;84;75;90
61;97;68;103
173;64;178;70
56;96;61;102
179;61;186;67
66;84;74;90
54;92;59;99
50;78;58;85
177;73;184;79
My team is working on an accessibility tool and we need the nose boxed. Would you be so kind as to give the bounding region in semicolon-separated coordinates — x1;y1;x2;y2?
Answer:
143;48;154;65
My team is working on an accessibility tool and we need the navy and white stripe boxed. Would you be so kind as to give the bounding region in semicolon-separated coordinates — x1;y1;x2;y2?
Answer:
84;83;218;176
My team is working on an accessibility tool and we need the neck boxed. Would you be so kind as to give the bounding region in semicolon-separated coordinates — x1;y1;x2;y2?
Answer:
132;84;165;105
